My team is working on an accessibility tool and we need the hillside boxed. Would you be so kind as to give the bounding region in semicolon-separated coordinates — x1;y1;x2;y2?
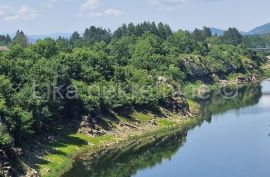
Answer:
210;28;225;36
248;23;270;35
0;22;270;177
210;23;270;36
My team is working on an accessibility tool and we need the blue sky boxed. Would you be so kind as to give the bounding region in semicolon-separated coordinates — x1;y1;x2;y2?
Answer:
0;0;270;34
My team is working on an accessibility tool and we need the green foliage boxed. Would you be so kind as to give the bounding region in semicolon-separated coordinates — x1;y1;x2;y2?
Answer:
32;38;59;58
164;30;198;54
222;28;243;45
12;30;28;47
242;34;270;48
0;124;13;148
0;22;267;149
191;27;212;42
83;26;111;45
113;22;172;39
0;34;12;46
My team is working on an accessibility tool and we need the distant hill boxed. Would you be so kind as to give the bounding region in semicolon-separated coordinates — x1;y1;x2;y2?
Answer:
210;28;225;36
248;23;270;35
1;33;72;43
211;23;270;36
28;33;72;43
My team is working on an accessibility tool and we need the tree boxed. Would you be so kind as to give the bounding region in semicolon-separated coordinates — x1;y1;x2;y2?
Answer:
164;30;198;54
83;26;112;45
202;27;212;40
223;27;243;45
127;23;136;36
191;27;212;42
0;35;12;46
12;30;28;47
113;22;172;39
70;31;80;42
131;34;165;71
109;36;135;65
32;38;59;58
69;31;81;47
56;37;71;52
0;123;13;148
158;22;167;39
192;28;204;42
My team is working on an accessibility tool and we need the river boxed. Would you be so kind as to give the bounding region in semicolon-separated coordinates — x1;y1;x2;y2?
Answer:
63;79;270;177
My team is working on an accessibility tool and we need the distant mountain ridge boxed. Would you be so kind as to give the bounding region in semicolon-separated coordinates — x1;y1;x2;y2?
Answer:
209;28;225;36
0;33;72;43
210;23;270;36
248;23;270;35
28;33;72;43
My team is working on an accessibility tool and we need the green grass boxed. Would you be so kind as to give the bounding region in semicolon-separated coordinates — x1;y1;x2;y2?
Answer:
38;133;113;177
158;119;176;127
187;99;200;113
262;64;270;79
37;109;197;177
132;111;153;122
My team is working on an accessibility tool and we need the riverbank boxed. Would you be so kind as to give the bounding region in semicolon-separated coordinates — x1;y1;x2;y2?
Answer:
18;61;270;177
33;105;200;177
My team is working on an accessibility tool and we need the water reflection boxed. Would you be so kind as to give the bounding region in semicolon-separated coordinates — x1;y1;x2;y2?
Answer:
63;82;265;177
63;129;190;177
198;83;262;122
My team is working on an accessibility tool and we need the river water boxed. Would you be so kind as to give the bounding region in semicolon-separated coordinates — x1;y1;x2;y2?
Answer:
63;80;270;177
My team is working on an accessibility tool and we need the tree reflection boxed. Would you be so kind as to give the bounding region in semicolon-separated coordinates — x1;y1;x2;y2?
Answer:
63;83;263;177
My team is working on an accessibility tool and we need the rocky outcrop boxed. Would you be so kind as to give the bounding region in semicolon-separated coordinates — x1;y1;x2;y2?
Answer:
181;56;209;79
236;75;257;84
0;146;35;177
163;91;191;117
0;149;14;177
78;116;107;137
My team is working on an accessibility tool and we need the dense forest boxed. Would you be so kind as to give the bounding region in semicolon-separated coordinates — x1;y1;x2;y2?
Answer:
242;34;270;48
0;22;268;159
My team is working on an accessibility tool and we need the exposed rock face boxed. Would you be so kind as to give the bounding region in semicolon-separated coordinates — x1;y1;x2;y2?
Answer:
23;168;40;177
78;116;107;137
0;149;12;177
236;75;257;84
149;119;157;126
163;91;191;117
181;56;209;79
219;80;229;86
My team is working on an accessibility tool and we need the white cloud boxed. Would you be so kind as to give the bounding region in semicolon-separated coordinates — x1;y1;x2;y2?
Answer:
4;5;39;21
104;8;123;16
0;5;39;21
79;0;123;17
87;8;123;17
146;0;189;9
80;0;101;11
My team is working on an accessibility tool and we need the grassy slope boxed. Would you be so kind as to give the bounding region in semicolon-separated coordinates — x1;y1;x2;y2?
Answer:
37;107;199;177
38;134;113;177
